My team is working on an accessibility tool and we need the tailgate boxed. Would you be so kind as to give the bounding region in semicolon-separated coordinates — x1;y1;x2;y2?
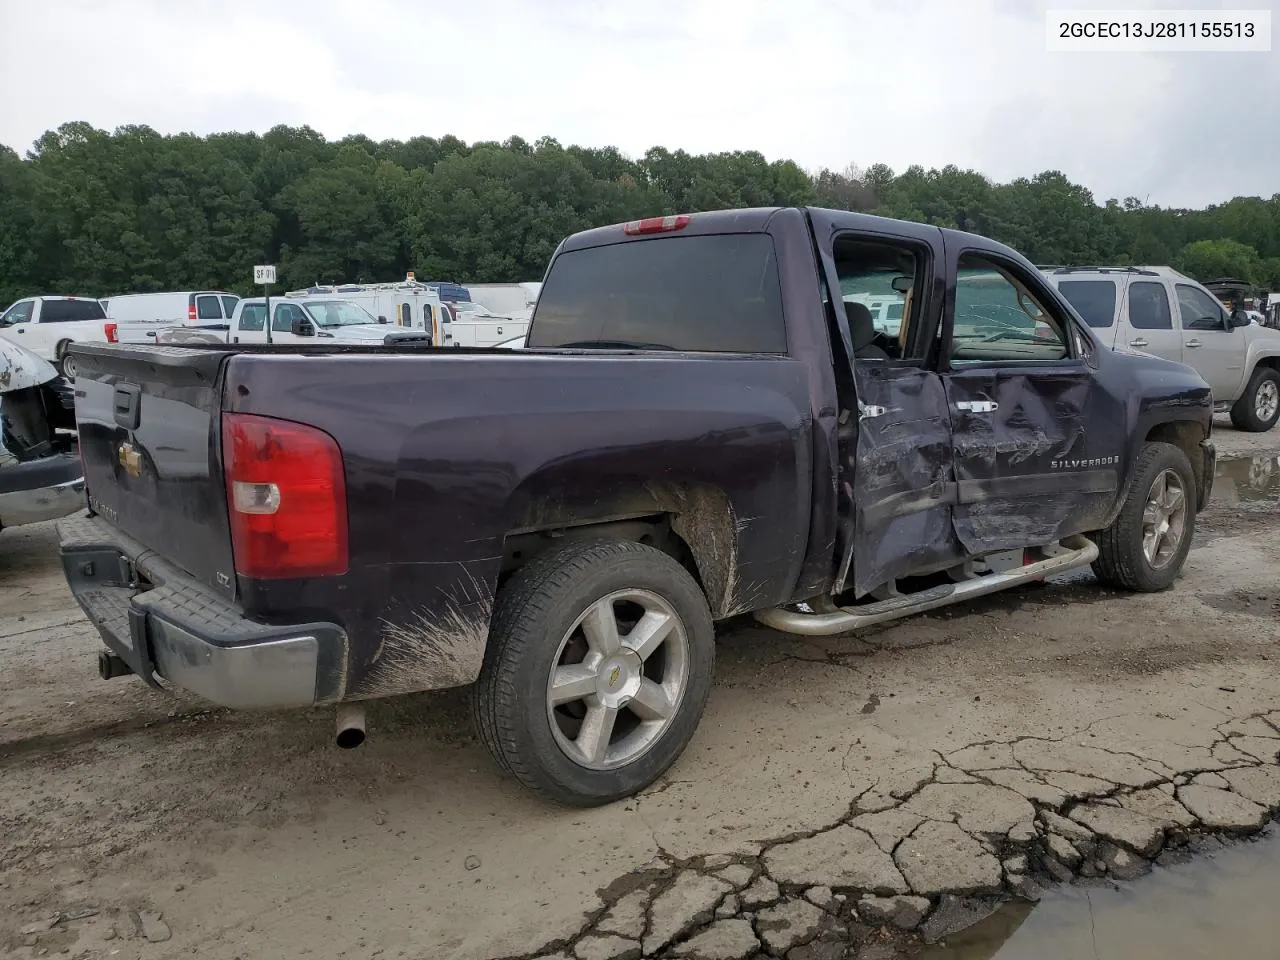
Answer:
72;343;238;599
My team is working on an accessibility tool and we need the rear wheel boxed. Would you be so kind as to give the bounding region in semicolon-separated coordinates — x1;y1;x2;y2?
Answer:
1092;441;1196;592
1229;367;1280;432
56;340;77;380
473;538;715;806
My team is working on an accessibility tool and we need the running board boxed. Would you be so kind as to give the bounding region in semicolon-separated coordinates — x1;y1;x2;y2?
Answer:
755;535;1099;637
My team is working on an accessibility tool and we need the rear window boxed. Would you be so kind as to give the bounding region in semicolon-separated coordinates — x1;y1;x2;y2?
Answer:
238;304;266;331
196;295;223;320
220;295;239;316
528;234;787;353
41;298;107;323
1056;280;1116;328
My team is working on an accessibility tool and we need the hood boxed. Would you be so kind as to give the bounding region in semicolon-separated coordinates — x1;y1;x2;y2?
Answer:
314;324;399;342
0;338;59;393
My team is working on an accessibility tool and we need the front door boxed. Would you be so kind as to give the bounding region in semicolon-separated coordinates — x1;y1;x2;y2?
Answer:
1173;282;1248;402
808;210;964;598
940;242;1121;554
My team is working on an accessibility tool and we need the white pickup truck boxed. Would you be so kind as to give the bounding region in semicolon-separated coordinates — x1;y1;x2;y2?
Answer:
0;296;122;379
1046;266;1280;432
157;297;434;347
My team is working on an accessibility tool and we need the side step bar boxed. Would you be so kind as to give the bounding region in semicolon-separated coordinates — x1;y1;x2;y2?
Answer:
755;535;1099;637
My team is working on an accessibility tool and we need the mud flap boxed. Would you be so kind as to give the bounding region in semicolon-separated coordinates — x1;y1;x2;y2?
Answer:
837;362;963;597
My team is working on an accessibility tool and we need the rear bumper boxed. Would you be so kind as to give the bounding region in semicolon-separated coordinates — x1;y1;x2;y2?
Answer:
1198;438;1216;513
57;513;348;709
0;453;85;528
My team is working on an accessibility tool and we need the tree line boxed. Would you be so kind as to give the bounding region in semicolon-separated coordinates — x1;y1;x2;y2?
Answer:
2;121;1278;308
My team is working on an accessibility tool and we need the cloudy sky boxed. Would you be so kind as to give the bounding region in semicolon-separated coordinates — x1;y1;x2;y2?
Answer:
0;0;1276;208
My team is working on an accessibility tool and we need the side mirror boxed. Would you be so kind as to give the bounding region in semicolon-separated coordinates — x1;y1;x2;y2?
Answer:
1230;310;1251;328
377;315;388;324
290;318;315;337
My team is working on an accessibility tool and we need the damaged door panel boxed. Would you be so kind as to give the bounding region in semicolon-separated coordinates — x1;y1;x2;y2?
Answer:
939;242;1124;554
842;362;963;596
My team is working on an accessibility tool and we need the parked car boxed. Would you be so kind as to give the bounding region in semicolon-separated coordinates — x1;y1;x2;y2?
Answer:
59;207;1215;806
0;339;84;532
0;296;119;378
154;297;434;347
99;290;240;333
1044;266;1280;432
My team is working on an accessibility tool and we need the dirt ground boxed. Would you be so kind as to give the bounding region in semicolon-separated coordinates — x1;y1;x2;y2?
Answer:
2;424;1279;960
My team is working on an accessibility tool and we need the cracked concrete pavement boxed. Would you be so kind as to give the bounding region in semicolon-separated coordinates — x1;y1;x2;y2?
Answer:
1;433;1278;960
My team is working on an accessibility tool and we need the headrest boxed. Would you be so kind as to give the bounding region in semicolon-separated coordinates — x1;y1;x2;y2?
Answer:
845;301;876;350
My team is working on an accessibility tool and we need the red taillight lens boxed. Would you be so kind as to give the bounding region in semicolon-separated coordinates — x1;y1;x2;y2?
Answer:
188;303;197;321
222;413;348;579
622;214;690;235
104;322;118;343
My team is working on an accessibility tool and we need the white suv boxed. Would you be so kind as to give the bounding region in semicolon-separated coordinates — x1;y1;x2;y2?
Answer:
1044;266;1280;432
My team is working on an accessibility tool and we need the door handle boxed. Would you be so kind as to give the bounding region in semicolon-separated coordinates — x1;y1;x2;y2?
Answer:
955;400;998;413
1129;337;1148;348
1184;339;1202;348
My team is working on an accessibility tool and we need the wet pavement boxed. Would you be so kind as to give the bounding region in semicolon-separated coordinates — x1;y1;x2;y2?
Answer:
1214;452;1280;505
920;829;1280;960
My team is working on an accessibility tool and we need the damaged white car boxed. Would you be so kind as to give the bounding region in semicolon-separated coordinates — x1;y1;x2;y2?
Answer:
0;339;85;532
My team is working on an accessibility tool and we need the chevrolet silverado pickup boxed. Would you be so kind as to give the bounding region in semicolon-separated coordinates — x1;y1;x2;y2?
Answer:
60;207;1215;806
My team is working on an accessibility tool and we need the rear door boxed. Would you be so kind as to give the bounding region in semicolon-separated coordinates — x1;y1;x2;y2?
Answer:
194;293;226;328
940;240;1121;554
1118;276;1182;362
808;210;963;597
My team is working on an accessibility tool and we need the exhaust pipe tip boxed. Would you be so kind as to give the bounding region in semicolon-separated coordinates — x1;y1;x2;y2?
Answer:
98;649;133;680
335;704;366;749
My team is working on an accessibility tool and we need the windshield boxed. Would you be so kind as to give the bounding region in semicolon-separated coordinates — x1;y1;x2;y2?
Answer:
451;301;489;315
301;300;378;327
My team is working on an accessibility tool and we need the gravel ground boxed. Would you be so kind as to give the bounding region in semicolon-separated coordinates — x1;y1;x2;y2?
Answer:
1;425;1278;960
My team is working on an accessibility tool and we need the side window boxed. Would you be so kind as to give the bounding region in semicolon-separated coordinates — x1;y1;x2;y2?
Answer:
833;236;925;364
196;295;223;320
237;304;266;332
950;255;1069;363
399;303;412;327
423;304;433;323
1;300;34;325
1127;281;1173;330
1176;284;1227;331
220;295;239;317
274;303;303;332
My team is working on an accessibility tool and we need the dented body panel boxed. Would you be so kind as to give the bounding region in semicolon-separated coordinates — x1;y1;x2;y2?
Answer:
58;206;1215;710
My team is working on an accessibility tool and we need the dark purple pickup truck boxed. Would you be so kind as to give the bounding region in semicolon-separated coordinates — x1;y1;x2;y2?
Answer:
61;208;1215;805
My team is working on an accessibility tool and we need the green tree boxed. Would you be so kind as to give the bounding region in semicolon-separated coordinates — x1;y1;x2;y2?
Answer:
1176;238;1261;283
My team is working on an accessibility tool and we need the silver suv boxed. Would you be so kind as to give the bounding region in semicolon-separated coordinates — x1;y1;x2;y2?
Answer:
1044;266;1280;432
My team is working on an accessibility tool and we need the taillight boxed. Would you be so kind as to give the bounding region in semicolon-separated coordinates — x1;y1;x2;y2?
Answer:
222;413;348;579
188;303;197;322
104;322;118;343
623;214;690;235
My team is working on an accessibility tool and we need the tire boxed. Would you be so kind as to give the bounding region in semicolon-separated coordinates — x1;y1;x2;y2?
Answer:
1092;441;1197;592
56;340;76;380
472;538;715;806
1229;366;1280;432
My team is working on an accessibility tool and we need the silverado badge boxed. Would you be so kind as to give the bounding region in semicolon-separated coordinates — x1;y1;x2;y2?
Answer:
117;441;143;477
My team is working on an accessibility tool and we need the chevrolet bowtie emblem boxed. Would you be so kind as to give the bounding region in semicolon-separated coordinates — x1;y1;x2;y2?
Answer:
117;441;142;477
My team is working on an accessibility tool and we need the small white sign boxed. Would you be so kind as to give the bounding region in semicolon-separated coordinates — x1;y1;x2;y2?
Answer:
253;265;277;285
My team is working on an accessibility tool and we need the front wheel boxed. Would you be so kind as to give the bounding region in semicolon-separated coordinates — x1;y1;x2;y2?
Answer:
1229;367;1280;432
472;538;715;806
1092;441;1197;592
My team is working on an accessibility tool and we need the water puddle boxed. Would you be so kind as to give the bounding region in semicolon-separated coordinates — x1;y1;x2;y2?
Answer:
1213;454;1280;505
919;829;1280;959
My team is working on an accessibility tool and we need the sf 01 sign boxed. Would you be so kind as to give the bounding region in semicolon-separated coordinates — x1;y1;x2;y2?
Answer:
253;265;277;285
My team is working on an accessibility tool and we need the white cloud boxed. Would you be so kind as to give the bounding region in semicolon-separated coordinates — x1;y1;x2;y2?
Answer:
0;0;1275;206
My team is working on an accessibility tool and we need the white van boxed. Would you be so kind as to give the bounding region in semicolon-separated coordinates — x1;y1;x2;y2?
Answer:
100;290;240;332
159;297;432;347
